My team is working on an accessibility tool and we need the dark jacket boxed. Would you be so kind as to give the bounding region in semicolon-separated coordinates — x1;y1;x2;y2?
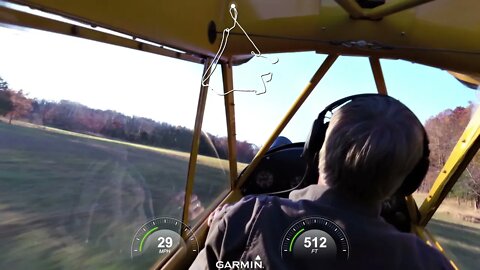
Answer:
190;185;454;270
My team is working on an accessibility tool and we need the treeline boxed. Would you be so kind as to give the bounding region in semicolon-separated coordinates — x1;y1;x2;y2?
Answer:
421;102;480;209
0;77;258;163
2;76;479;205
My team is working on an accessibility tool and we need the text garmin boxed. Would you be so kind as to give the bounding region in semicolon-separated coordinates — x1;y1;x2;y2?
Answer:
215;256;264;269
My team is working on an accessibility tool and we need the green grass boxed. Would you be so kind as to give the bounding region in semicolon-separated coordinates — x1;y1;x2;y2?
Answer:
0;121;230;270
413;193;480;269
2;121;479;269
427;220;480;270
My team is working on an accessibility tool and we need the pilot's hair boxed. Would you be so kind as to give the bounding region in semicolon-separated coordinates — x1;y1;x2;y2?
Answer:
318;96;425;202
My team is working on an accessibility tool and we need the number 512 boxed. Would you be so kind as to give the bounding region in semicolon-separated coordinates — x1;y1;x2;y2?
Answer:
304;237;327;248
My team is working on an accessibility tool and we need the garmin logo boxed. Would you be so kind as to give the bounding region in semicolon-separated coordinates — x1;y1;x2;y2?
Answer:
215;255;264;269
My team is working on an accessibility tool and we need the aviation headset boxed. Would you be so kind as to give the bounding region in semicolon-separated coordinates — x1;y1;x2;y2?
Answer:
302;94;430;196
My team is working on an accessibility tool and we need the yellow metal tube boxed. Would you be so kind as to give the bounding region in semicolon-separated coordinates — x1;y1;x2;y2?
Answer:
182;59;211;225
237;54;339;188
160;189;243;270
412;225;459;269
221;63;238;187
405;195;419;226
419;105;480;226
369;57;388;95
423;228;460;270
0;6;203;64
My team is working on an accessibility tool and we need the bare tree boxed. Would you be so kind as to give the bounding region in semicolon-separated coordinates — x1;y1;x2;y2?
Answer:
466;161;480;210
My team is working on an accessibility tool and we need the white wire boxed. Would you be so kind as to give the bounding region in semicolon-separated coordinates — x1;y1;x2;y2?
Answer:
201;3;279;96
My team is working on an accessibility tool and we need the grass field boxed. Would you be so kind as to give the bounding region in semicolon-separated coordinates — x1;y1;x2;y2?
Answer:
413;193;480;270
428;219;480;270
1;121;479;269
0;121;230;269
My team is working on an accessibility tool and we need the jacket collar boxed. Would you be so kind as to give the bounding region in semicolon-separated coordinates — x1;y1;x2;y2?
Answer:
289;184;382;217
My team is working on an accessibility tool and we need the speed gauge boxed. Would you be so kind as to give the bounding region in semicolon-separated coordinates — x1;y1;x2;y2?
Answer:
131;217;198;259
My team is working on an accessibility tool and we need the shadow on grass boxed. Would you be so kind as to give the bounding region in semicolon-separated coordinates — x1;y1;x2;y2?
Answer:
427;219;480;270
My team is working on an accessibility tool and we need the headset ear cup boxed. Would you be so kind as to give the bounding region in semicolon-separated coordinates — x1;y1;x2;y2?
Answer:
302;120;329;186
302;119;317;161
303;119;329;166
316;121;329;164
397;131;430;196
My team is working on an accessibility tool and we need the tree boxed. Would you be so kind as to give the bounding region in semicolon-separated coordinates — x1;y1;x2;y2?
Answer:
0;90;13;116
425;102;480;207
0;76;8;91
465;154;480;209
6;90;33;124
0;77;13;116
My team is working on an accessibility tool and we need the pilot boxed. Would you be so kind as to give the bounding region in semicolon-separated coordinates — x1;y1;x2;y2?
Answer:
190;95;454;270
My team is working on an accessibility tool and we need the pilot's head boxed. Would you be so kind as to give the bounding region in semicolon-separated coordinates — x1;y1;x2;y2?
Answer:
318;96;425;203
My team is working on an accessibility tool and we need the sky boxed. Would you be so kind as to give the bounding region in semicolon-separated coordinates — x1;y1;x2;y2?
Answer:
0;16;478;146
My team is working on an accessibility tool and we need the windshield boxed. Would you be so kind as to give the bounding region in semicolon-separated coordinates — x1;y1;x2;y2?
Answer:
0;26;230;269
240;53;480;269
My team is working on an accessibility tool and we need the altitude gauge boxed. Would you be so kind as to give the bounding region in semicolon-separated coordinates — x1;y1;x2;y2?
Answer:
281;216;349;266
131;217;198;259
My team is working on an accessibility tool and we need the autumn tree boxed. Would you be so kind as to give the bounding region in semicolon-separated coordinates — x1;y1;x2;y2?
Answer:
6;89;33;124
424;102;480;208
0;85;260;162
